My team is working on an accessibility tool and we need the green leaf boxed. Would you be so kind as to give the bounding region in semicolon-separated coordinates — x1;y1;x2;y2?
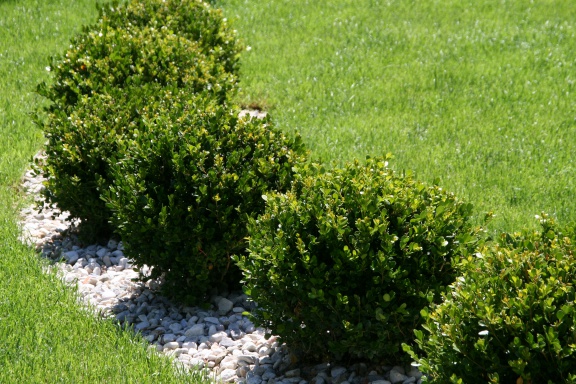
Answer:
420;307;429;318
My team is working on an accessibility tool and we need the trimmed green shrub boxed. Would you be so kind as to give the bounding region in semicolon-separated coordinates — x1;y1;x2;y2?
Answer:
404;215;576;383
236;158;477;364
103;99;308;303
38;84;185;241
38;23;236;113
96;0;242;75
35;0;241;241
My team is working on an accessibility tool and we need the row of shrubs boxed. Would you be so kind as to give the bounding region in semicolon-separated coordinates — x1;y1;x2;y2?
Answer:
35;0;576;382
404;215;576;383
35;0;307;303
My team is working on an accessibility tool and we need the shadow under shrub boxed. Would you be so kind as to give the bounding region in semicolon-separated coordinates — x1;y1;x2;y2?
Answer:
103;99;307;303
404;215;576;383
237;158;477;364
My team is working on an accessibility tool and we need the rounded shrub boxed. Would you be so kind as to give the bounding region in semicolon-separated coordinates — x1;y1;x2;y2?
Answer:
97;0;242;75
38;23;236;113
36;0;241;241
236;158;477;364
404;215;576;383
103;97;308;303
39;84;184;241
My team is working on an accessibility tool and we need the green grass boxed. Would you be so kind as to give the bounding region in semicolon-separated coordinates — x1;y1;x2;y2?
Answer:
0;1;209;382
219;0;576;233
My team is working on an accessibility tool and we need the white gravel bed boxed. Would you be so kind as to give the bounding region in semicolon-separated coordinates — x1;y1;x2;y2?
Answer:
18;152;424;384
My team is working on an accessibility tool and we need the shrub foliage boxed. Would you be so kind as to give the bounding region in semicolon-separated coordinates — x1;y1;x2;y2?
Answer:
404;215;576;383
97;0;242;75
103;98;307;302
38;25;236;111
237;157;476;363
36;0;240;241
39;84;190;241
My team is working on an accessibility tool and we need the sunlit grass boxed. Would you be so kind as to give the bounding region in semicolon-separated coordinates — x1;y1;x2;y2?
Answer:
220;0;576;232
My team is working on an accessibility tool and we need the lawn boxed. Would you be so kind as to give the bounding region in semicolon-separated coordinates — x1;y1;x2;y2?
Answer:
0;0;207;382
218;0;576;233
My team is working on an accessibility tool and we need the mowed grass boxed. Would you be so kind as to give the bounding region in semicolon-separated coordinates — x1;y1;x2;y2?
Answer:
219;0;576;233
0;1;208;382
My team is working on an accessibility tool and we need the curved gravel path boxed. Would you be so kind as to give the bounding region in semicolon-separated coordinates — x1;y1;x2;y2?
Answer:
18;151;424;384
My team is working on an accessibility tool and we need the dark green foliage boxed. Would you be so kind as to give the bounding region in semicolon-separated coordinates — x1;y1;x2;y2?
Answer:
38;84;180;241
237;157;476;364
36;0;241;241
404;214;576;383
38;90;115;239
103;98;307;303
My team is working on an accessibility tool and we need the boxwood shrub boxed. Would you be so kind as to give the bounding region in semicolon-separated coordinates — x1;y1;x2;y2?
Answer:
404;215;576;383
237;158;477;364
35;0;241;241
38;23;236;114
96;0;242;75
38;84;183;241
103;98;307;303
